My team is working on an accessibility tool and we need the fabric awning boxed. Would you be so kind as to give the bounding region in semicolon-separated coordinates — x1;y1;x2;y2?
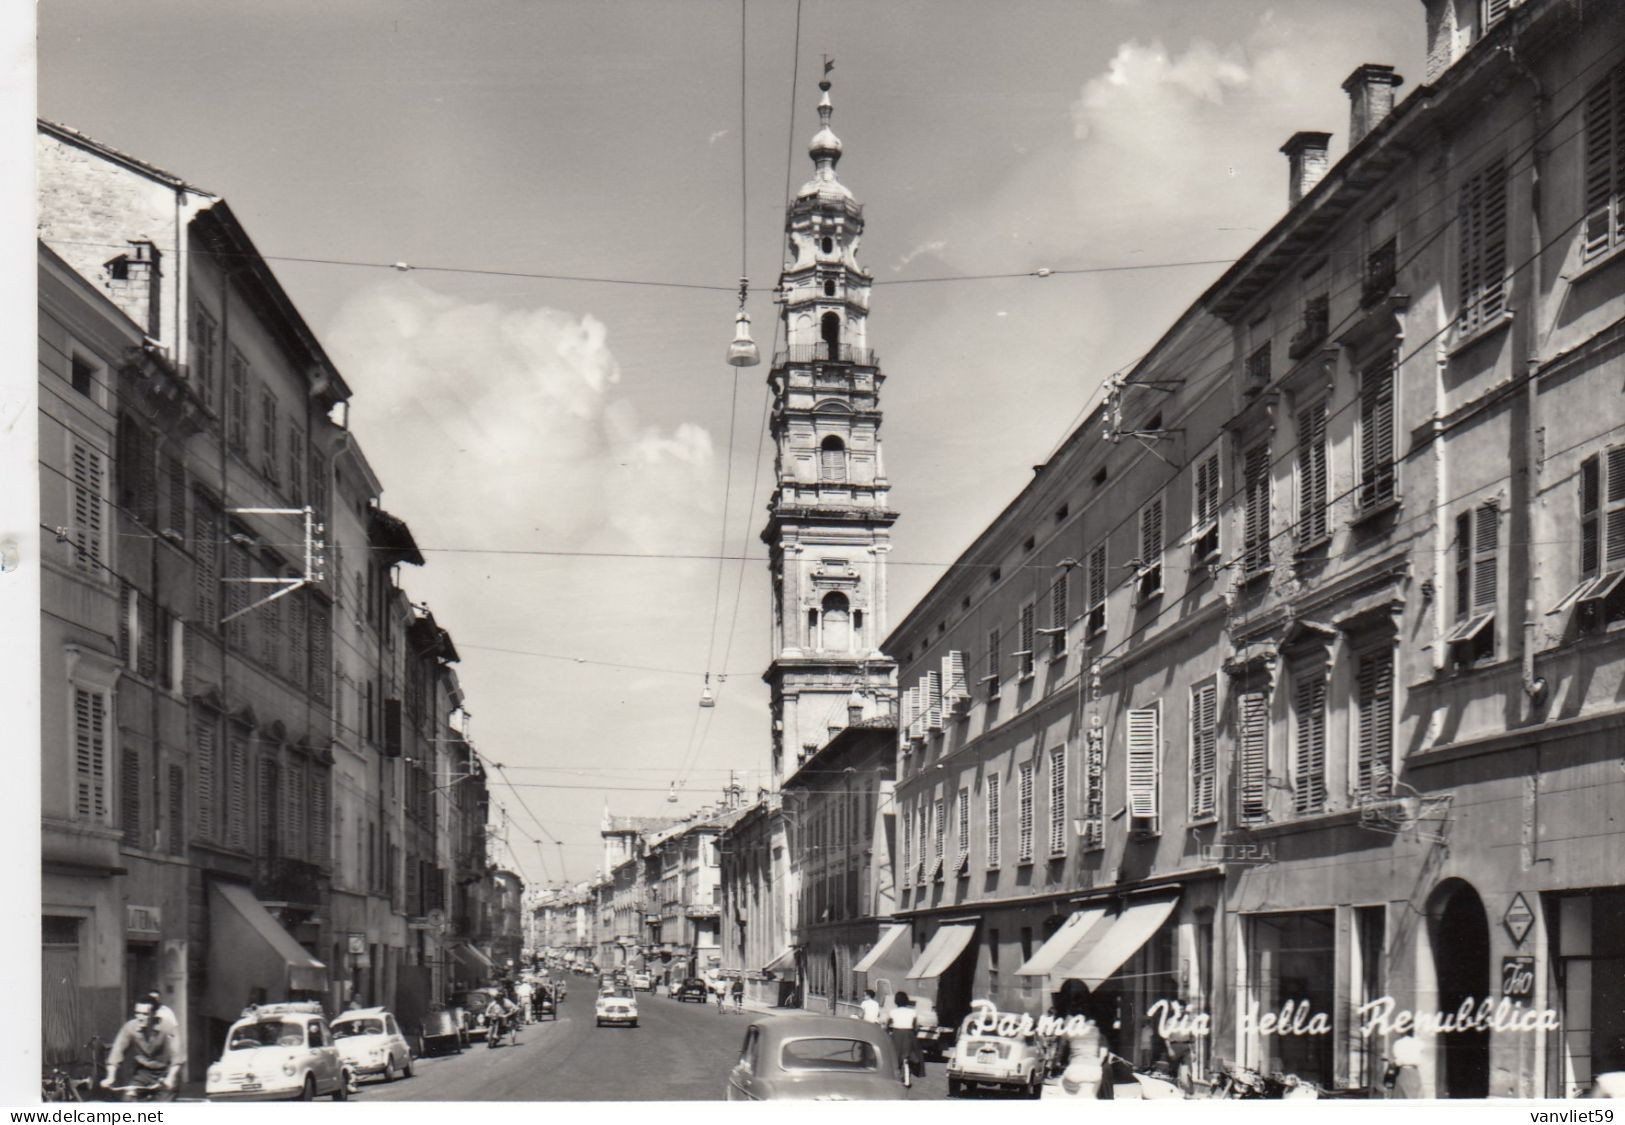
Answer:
904;923;976;983
1015;907;1112;982
852;924;911;975
205;882;326;1021
1053;892;1180;989
761;948;797;973
452;943;495;975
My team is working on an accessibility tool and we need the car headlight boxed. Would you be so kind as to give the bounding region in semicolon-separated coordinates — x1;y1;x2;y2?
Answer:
282;1063;297;1077
207;1066;222;1084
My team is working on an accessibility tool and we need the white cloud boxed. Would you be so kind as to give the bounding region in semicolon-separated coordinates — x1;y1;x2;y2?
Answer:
325;279;717;554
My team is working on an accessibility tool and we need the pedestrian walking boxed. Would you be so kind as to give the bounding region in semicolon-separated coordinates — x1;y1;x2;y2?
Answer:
1383;1033;1423;1098
731;976;744;1013
858;989;881;1023
714;977;727;1012
886;991;922;1088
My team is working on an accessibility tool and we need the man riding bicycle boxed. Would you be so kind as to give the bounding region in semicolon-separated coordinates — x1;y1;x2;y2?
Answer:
103;1000;178;1100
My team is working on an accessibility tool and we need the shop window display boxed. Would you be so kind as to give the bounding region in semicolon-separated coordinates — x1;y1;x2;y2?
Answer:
1247;911;1335;1089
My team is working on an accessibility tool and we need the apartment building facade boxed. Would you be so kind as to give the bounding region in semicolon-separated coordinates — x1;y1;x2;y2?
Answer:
876;0;1625;1098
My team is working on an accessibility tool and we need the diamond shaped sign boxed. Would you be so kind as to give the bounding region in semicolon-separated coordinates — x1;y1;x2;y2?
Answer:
1503;892;1534;947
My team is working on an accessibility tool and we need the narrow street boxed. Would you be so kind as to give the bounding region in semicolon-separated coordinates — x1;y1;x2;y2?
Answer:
359;988;947;1101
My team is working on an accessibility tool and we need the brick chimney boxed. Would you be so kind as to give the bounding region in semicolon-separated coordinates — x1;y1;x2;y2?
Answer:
103;240;162;338
1343;64;1404;146
1280;132;1332;207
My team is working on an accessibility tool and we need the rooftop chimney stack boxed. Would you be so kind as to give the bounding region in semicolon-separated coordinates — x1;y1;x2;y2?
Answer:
1280;131;1333;207
1343;64;1404;146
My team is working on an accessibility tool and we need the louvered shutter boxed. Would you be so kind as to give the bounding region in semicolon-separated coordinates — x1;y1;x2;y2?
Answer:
941;650;967;704
1297;403;1328;544
193;491;218;630
164;456;186;541
167;764;185;855
1189;683;1217;819
73;689;108;820
925;671;943;730
136;592;157;679
225;544;249;652
1051;574;1068;630
259;757;279;857
1142;497;1163;562
71;442;104;573
1237;691;1269;823
1017;763;1034;861
957;788;970;864
1087;544;1107;633
1473;504;1499;611
1048;747;1066;854
1356;649;1394;801
260;570;282;675
986;628;1001;695
194;715;216;841
1360;354;1397;507
1244;443;1271;571
985;772;1001;861
917;801;929;878
1019;603;1035;674
118;582;134;666
1581;456;1601;577
286;758;307;862
287;589;306;691
1127;706;1160;820
1458;170;1482;332
1582;66;1620;260
120;747;142;846
1293;674;1328;815
902;685;918;739
1607;447;1625;569
227;728;249;849
1480;160;1509;322
1484;0;1509;27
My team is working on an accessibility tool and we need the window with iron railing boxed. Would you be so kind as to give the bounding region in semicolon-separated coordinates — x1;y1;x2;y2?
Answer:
1289;294;1329;359
1362;239;1397;307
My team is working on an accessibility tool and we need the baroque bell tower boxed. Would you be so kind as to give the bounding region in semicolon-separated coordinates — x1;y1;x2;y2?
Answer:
763;75;897;787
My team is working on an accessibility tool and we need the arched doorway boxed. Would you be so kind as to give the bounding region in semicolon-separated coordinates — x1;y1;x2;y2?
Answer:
1430;880;1491;1098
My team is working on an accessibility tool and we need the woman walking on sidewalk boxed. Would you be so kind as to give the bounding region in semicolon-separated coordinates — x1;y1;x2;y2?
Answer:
886;992;922;1088
731;977;745;1013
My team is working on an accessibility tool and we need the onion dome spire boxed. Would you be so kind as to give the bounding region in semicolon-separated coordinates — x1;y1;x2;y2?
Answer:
799;76;852;201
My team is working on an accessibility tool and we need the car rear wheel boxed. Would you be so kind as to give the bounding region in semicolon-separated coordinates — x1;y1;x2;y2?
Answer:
947;1077;963;1098
1027;1072;1044;1099
331;1075;348;1102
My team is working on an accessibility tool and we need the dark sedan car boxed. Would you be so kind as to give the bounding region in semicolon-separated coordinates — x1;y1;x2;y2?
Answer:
675;979;710;1003
727;1015;907;1101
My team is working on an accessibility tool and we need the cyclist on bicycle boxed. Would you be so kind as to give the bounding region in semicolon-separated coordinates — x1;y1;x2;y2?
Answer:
103;1000;179;1099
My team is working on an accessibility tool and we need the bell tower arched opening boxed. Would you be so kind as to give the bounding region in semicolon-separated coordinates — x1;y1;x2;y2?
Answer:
820;592;851;652
821;311;841;355
820;435;847;481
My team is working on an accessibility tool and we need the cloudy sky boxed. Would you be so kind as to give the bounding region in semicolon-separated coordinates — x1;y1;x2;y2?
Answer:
36;0;1424;885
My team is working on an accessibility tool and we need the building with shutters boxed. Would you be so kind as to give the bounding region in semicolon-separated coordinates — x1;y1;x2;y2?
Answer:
38;121;502;1076
871;0;1625;1099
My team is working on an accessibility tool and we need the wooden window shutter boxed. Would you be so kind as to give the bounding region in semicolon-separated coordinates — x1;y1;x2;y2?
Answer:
1606;447;1625;570
287;588;306;692
193;490;219;630
1359;353;1397;508
225;543;250;652
164;455;186;542
167;764;185;855
1237;690;1269;823
120;746;142;846
941;650;968;704
74;688;108;821
1484;0;1510;27
1087;543;1107;633
136;591;157;680
957;787;970;863
925;671;943;730
1126;705;1160;820
227;727;249;849
1459;158;1508;332
259;756;280;857
1018;603;1035;675
259;565;282;673
1048;747;1066;854
1017;762;1034;861
1473;504;1499;612
1581;455;1601;577
986;627;1001;694
1142;496;1163;562
1051;573;1068;635
1582;65;1621;260
1480;160;1509;323
194;714;216;841
1244;442;1271;572
1189;683;1217;819
1297;403;1328;544
1193;453;1220;559
933;798;945;859
1356;649;1395;801
71;442;104;573
1293;673;1328;815
985;771;1001;861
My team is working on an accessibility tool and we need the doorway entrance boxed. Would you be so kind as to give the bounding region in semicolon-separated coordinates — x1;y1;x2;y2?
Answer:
1431;881;1491;1098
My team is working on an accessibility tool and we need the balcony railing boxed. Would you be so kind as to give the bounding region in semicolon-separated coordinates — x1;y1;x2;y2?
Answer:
1361;240;1397;308
773;343;878;368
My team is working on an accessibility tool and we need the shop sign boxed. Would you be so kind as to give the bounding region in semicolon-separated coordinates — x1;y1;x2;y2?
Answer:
1503;892;1534;946
1501;956;1536;1001
347;934;366;955
1199;842;1276;865
126;904;161;937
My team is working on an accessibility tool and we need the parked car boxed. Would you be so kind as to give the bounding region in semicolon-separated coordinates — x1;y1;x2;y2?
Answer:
944;1013;1043;1098
631;972;653;992
331;1007;415;1083
675;979;710;1003
205;1003;348;1102
595;988;639;1028
416;1006;466;1056
727;1015;906;1101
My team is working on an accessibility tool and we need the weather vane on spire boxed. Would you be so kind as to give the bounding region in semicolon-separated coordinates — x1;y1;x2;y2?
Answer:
822;55;834;88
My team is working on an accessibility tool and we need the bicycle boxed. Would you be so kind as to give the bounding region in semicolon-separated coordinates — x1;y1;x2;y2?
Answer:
41;1037;106;1103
